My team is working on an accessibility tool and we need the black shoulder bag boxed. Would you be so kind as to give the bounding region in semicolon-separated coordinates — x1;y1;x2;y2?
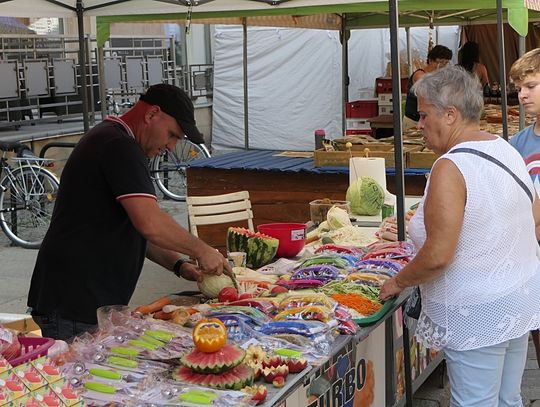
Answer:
405;147;533;320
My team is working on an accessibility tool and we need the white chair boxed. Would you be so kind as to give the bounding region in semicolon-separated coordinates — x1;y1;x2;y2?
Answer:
186;191;254;237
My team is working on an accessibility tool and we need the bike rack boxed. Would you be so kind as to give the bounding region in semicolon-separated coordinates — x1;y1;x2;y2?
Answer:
39;141;77;159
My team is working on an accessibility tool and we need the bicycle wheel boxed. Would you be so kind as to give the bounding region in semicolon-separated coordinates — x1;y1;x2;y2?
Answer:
0;166;59;249
151;139;210;201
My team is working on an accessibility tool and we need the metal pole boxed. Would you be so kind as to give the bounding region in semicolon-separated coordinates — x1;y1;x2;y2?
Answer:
389;1;406;243
169;36;177;87
341;15;349;137
389;1;412;405
497;0;509;141
406;27;412;76
85;34;95;125
97;46;107;120
242;17;249;150
76;0;89;133
518;36;526;131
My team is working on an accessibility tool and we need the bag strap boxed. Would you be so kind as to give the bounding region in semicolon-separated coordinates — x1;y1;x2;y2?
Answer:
449;147;533;203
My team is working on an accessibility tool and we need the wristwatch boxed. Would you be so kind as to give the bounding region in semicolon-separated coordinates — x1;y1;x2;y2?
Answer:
173;258;186;277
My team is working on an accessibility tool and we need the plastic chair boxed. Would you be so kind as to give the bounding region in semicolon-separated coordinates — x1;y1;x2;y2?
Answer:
186;191;254;237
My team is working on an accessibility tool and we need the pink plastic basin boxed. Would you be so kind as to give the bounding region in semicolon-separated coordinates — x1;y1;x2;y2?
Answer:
257;223;307;258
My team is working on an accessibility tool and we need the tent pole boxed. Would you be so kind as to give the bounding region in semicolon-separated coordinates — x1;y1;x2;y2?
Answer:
76;0;90;133
496;0;508;141
97;46;107;120
389;5;405;243
389;1;412;407
341;15;349;136
242;17;249;151
406;27;412;77
519;36;526;131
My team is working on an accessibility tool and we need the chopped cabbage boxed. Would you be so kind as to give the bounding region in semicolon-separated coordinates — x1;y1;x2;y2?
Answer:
326;206;352;230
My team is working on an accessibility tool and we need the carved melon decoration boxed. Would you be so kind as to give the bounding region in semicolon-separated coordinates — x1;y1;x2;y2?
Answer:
174;319;254;390
226;227;279;268
192;318;227;353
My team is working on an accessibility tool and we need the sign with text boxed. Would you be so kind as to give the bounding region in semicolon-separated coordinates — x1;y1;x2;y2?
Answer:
292;323;386;407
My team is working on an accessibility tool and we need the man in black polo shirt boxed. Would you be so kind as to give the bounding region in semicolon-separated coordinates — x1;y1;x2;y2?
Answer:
27;84;231;340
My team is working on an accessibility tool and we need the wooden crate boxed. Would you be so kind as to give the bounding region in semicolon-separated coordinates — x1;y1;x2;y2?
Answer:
408;151;438;168
314;147;419;168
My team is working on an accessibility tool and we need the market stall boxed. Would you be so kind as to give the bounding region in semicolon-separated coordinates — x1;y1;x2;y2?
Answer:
1;224;441;407
186;150;428;253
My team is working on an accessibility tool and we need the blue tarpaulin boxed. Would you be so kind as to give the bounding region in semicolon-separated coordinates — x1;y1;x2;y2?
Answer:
188;150;430;176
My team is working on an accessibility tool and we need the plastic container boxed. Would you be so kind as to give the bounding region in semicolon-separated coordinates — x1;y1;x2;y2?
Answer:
309;200;351;225
314;129;326;150
375;77;409;94
257;223;306;258
346;99;378;118
9;337;55;367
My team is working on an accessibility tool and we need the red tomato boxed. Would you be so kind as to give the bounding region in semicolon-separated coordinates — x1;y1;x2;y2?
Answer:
239;292;256;300
218;287;239;303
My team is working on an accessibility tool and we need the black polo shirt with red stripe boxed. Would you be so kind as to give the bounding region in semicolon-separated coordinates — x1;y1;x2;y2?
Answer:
28;118;156;324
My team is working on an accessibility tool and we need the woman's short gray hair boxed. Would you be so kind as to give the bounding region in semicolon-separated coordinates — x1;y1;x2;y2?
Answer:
412;65;483;122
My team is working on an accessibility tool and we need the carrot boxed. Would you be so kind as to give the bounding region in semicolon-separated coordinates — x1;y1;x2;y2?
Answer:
331;293;382;316
134;296;172;315
153;310;173;320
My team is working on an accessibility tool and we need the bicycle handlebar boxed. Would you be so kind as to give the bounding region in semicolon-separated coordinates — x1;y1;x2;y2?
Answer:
0;141;32;156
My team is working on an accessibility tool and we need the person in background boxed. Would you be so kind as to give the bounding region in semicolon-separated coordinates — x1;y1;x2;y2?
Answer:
380;66;540;406
458;41;489;87
28;84;232;341
403;45;453;130
508;47;540;369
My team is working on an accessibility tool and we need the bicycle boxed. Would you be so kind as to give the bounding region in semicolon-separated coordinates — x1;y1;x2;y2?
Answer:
150;137;211;201
0;141;59;248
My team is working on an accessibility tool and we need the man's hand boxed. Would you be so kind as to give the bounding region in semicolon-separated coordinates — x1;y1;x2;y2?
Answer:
177;262;203;282
379;277;403;301
196;247;232;276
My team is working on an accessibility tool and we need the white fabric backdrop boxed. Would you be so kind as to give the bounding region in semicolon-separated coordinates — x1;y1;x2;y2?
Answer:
211;25;459;151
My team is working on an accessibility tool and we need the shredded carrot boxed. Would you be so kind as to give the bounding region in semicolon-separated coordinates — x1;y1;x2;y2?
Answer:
331;293;382;316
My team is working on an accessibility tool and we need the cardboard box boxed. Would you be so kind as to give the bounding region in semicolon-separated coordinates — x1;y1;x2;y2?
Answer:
377;93;406;105
313;147;419;168
408;151;438;168
0;316;41;337
345;118;371;130
12;364;47;392
0;371;28;405
378;105;393;115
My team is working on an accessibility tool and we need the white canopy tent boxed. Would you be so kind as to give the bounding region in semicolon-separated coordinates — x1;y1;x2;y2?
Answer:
211;24;459;151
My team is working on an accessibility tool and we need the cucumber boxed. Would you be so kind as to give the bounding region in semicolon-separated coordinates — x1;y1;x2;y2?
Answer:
321;236;335;244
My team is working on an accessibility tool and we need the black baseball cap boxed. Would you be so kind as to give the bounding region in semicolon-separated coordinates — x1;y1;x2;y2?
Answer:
139;84;203;143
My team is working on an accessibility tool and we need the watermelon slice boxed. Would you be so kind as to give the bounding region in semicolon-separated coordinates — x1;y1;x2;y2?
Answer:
226;227;279;268
173;364;254;390
181;344;245;374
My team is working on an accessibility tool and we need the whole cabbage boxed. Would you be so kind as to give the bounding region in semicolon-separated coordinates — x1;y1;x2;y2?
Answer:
346;176;384;216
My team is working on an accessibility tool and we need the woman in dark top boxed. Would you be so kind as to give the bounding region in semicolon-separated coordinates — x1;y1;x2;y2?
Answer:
458;41;489;87
404;45;453;127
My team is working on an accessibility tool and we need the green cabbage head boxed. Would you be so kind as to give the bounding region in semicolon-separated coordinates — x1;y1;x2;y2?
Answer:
346;176;385;216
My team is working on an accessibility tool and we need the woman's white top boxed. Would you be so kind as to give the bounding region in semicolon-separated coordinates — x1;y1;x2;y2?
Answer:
409;137;540;351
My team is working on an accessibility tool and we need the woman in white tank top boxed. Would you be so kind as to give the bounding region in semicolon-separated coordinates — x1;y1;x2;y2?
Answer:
380;66;540;407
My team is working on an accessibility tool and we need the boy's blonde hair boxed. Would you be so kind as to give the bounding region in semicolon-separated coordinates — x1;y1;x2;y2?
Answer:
509;48;540;84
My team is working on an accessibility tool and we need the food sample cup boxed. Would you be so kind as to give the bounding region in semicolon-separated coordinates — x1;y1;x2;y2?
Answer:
227;251;247;268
